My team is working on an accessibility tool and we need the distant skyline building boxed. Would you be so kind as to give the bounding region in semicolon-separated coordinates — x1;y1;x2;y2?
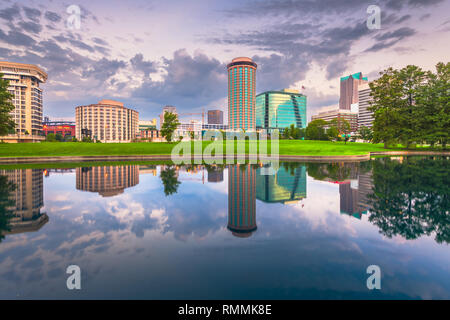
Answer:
160;105;177;129
75;99;139;143
227;57;257;131
139;119;157;131
76;165;139;197
311;108;358;132
339;72;368;110
0;61;47;143
357;83;374;129
256;164;307;204
207;110;223;124
256;89;307;132
228;164;257;237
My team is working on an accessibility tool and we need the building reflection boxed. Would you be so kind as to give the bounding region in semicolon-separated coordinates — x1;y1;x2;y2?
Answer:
0;169;48;235
76;165;139;197
227;164;257;238
207;165;224;183
339;170;374;219
256;164;307;204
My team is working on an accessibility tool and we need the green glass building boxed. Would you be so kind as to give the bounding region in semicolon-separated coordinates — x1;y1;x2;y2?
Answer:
256;89;307;132
256;164;307;204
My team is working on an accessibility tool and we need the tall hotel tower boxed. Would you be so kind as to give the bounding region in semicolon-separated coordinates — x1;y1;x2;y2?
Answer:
227;57;257;131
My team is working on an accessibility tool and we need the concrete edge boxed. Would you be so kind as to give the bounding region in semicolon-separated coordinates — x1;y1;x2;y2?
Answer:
0;150;447;164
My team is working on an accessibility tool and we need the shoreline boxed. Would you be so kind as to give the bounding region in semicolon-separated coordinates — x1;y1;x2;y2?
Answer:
0;150;448;164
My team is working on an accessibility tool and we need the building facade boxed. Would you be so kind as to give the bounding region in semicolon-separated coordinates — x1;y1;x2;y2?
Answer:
207;110;223;124
139;119;157;131
357;83;374;129
228;164;257;238
42;120;76;138
75;99;139;142
0;169;48;234
339;72;368;110
76;165;139;197
0;61;47;143
311;108;358;132
227;57;257;131
256;89;307;132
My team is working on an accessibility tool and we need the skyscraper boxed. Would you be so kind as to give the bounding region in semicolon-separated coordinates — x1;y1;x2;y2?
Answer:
0;61;47;142
339;72;368;110
256;89;307;132
227;57;257;131
228;164;257;237
357;83;374;129
207;110;223;124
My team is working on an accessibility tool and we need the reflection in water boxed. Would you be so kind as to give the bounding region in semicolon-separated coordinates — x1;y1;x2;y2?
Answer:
0;169;47;236
76;165;139;197
228;164;257;237
0;157;448;299
256;163;307;204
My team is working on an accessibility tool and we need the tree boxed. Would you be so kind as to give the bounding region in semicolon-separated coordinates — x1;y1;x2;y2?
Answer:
305;119;328;140
160;112;180;143
55;133;63;142
46;133;56;142
357;125;373;142
0;175;16;242
328;118;351;143
160;166;181;196
282;124;301;139
0;73;15;136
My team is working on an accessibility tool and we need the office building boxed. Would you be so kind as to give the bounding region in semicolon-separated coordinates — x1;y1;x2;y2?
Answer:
357;83;374;129
339;72;368;110
160;105;177;129
176;120;202;139
228;164;257;237
0;61;47;143
76;165;139;197
256;89;307;132
256;164;307;204
75;99;139;143
311;108;358;132
227;57;257;131
0;169;48;234
207;110;223;124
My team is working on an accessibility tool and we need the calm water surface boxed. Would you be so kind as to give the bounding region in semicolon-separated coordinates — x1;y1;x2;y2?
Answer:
0;157;449;299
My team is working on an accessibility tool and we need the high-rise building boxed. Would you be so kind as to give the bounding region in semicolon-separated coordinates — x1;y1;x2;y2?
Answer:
160;105;177;129
357;83;374;129
207;110;223;124
256;89;307;132
339;72;368;110
76;165;139;197
227;57;257;131
0;61;47;143
228;164;257;237
0;169;48;234
256;164;307;204
75;99;139;142
311;108;358;132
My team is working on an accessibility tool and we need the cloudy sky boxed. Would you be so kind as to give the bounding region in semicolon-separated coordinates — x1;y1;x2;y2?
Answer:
1;0;449;122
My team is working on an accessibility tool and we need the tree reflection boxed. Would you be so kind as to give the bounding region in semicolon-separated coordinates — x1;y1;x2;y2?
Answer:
368;157;449;244
160;165;181;196
0;175;16;242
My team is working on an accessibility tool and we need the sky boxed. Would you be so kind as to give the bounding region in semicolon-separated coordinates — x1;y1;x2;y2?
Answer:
0;0;449;123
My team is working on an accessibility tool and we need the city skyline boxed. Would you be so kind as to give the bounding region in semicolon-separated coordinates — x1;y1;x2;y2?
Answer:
1;1;449;123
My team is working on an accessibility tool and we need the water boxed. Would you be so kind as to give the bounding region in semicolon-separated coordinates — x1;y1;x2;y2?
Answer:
0;157;448;299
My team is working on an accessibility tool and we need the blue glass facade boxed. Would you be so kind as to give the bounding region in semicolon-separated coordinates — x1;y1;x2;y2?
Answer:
256;90;307;131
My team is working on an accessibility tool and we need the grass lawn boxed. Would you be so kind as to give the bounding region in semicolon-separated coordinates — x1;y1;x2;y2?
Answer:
0;140;413;158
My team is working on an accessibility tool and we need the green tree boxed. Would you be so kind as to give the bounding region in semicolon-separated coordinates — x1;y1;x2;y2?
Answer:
305;119;328;140
0;175;16;242
46;133;56;142
0;74;15;136
160;112;180;143
357;125;373;142
282;124;301;139
55;133;63;142
328;118;351;143
160;166;181;196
